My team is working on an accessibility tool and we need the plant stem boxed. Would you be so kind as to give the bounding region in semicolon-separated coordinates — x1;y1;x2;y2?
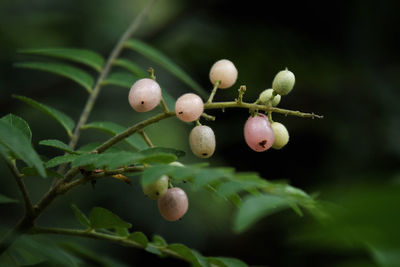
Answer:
5;160;34;216
67;0;157;151
206;81;220;103
139;130;154;147
31;226;188;263
204;101;324;119
0;1;157;255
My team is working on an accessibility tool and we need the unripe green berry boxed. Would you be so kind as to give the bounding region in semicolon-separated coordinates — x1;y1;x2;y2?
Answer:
259;89;281;106
271;122;289;149
272;69;295;95
142;175;169;200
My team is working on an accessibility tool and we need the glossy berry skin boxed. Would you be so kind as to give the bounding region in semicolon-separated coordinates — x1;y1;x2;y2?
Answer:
142;175;169;200
175;93;204;122
244;114;275;152
189;125;216;158
209;59;238;89
158;187;188;221
128;78;162;112
272;69;295;96
271;122;289;149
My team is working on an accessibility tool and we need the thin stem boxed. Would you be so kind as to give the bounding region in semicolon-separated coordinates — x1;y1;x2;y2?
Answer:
31;226;188;263
5;160;34;216
237;85;246;104
148;67;169;113
200;112;216;121
204;101;324;119
206;81;220;103
67;0;157;151
160;98;170;113
96;112;175;154
139;130;154;147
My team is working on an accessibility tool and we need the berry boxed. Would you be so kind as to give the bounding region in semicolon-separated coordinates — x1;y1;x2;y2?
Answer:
169;161;184;167
128;78;162;112
271;122;289;149
209;59;238;89
175;93;204;122
259;89;281;106
142;175;169;200
244;114;274;152
158;187;188;221
189;125;216;158
272;69;295;95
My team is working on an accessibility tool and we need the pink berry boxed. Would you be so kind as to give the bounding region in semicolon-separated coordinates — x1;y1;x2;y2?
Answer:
244;114;275;152
175;93;204;122
158;187;189;221
128;78;162;112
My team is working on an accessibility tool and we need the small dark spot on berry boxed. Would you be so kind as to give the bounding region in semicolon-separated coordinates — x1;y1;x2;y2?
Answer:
178;111;183;114
179;218;182;221
202;153;208;156
259;140;267;148
156;192;159;195
141;101;144;104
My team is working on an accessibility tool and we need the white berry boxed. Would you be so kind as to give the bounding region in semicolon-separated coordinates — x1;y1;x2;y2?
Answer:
189;125;216;158
209;59;238;89
128;78;162;112
175;93;204;122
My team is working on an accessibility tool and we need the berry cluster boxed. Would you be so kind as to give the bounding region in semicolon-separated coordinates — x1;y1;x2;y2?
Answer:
128;60;296;221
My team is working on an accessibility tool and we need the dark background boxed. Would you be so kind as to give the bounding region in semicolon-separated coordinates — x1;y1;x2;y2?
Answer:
1;0;400;266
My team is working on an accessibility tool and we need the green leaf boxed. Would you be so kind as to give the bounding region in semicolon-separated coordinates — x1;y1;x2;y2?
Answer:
39;139;78;154
140;147;185;158
125;39;207;98
89;207;131;230
13;95;75;137
102;72;137;88
207;257;248;267
15;62;94;93
71;204;91;228
0;193;18;203
141;165;174;187
151;234;168;247
193;167;234;188
162;89;176;111
233;194;290;233
128;232;148;248
82;121;148;150
0;114;32;142
167;244;203;267
19;47;105;72
45;154;79;168
21;166;63;178
0;120;46;177
113;58;148;77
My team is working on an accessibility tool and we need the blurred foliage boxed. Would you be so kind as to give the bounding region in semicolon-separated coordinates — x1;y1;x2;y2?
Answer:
1;0;400;266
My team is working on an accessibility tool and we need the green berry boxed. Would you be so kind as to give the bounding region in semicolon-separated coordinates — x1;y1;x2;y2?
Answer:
142;175;169;200
271;122;289;149
259;89;281;106
272;69;295;95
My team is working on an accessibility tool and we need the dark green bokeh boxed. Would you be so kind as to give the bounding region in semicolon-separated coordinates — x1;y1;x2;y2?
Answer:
1;0;399;266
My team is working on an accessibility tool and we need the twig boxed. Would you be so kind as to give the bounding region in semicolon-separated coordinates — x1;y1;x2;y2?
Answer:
5;160;34;216
138;130;154;147
206;80;220;103
31;226;188;262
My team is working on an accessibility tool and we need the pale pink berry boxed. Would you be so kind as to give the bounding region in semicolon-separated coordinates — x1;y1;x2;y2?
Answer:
209;59;238;89
189;125;216;158
158;187;188;221
244;114;275;152
128;78;162;112
175;93;204;122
